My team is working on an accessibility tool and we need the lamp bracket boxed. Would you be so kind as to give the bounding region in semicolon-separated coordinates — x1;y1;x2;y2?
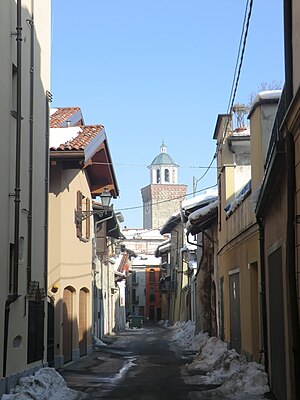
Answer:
75;207;111;224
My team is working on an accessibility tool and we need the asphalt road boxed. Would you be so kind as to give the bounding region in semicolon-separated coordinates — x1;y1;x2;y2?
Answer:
59;323;221;400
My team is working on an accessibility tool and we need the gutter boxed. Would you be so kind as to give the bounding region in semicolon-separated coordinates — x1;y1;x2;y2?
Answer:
27;2;34;290
257;217;269;375
4;0;23;378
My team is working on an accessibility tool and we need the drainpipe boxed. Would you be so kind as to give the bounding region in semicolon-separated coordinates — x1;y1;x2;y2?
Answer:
44;92;50;292
3;0;23;378
27;1;34;291
286;132;300;398
257;217;268;375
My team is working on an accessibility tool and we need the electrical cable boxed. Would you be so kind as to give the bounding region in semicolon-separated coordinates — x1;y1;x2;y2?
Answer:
114;183;218;213
195;0;254;186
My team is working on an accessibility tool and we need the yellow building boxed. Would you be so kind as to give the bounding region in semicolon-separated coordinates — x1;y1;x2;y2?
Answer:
49;107;119;367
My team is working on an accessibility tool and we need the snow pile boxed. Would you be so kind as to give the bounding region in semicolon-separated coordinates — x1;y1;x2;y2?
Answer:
2;367;82;400
171;320;209;351
170;321;270;398
93;335;108;346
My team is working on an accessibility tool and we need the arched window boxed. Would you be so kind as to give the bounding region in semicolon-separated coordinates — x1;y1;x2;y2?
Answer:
156;169;161;183
165;169;170;182
149;269;155;283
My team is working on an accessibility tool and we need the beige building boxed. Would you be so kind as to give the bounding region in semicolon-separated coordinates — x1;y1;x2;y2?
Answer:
48;107;119;367
0;0;51;395
252;1;300;398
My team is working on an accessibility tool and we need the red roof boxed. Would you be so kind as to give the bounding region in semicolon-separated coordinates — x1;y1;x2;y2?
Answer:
50;107;84;128
50;125;104;151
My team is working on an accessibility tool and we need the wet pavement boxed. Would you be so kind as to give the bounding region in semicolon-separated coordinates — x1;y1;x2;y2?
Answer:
58;323;221;399
58;323;276;400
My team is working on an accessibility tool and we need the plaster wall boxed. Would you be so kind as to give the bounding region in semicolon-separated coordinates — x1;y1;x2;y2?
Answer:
0;0;50;384
48;167;93;365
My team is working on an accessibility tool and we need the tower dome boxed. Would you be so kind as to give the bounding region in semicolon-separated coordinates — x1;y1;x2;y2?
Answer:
149;142;178;167
148;142;178;185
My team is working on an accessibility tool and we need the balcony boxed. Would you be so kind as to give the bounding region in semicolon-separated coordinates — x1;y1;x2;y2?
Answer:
265;87;286;170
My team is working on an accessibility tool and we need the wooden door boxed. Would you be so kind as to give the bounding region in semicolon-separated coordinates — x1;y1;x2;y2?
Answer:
63;288;73;363
79;289;87;356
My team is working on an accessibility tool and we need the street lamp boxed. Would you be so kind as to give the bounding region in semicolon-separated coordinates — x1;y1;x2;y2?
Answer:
99;187;112;207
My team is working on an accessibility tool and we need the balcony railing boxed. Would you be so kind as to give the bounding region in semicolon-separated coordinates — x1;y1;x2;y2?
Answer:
265;86;287;169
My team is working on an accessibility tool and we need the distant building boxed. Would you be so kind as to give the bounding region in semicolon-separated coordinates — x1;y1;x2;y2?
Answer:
141;143;187;229
121;228;166;255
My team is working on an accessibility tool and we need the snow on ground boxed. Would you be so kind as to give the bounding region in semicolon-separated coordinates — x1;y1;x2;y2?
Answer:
2;367;82;400
168;320;270;399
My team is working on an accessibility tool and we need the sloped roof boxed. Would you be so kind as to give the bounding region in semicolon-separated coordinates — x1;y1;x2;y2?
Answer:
50;108;119;198
50;125;105;151
50;107;84;128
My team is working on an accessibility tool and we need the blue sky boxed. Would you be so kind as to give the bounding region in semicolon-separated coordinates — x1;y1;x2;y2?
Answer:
51;0;284;228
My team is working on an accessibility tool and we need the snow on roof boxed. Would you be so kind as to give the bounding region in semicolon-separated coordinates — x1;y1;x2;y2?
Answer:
182;189;218;210
186;200;218;232
231;126;250;137
122;228;165;240
132;254;161;267
225;180;251;217
249;90;282;117
49;127;82;149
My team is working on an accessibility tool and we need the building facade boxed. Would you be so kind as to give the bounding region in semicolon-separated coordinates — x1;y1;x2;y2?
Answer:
0;1;51;395
48;107;119;367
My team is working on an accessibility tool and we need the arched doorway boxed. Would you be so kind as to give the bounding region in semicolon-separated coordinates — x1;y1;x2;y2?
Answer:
79;288;89;356
63;287;75;363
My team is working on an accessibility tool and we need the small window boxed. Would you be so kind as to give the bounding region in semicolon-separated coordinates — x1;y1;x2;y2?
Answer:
165;169;169;182
156;169;161;183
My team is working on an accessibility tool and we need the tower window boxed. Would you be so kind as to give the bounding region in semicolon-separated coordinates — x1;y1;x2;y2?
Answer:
156;169;161;183
165;169;169;182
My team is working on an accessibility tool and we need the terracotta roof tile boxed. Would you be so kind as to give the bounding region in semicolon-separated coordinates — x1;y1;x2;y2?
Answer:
50;125;105;151
50;107;83;128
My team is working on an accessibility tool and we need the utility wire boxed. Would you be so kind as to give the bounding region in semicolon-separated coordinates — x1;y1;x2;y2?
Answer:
90;161;219;170
195;0;254;185
221;0;254;143
114;183;217;213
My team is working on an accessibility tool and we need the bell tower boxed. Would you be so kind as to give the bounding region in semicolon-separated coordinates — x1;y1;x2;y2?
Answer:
141;143;187;229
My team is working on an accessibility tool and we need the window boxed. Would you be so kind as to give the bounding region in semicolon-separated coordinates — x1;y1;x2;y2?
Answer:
149;269;155;283
165;169;169;182
149;287;155;302
156;169;161;183
76;191;91;241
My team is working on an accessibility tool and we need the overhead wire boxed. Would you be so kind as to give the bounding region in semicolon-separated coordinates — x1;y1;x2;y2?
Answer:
195;0;254;186
114;183;218;213
112;1;254;217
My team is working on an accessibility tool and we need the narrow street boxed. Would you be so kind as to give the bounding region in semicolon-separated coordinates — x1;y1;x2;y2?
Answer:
59;323;222;400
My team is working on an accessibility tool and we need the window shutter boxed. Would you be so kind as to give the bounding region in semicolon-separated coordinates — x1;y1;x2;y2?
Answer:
86;198;91;239
76;190;82;238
